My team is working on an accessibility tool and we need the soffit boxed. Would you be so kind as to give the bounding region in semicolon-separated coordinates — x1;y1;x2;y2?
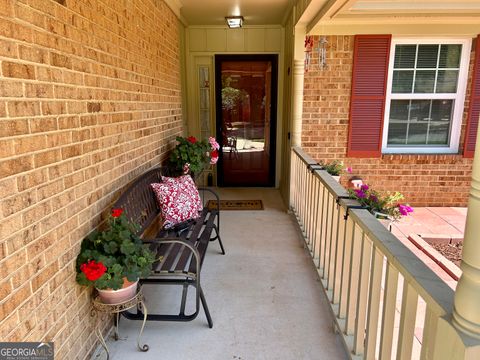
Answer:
179;0;294;26
306;0;480;33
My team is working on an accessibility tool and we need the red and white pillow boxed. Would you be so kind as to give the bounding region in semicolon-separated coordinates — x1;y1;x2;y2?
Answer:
151;175;203;229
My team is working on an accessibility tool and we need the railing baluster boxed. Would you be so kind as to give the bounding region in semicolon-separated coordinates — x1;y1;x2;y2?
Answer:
379;263;399;359
311;175;320;256
338;215;354;320
397;282;418;360
327;195;340;291
305;164;312;245
332;205;347;304
322;193;332;279
365;247;385;359
420;307;438;360
354;232;373;355
317;182;326;270
346;224;363;336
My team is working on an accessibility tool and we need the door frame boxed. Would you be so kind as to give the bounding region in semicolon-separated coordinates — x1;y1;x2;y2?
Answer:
214;54;278;187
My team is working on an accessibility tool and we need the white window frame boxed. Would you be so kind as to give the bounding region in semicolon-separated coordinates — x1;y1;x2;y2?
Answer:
382;37;471;154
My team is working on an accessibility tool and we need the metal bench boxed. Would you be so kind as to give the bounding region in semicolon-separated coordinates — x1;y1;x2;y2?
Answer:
113;167;225;328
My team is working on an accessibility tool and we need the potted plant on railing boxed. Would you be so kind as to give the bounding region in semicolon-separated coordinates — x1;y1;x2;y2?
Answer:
168;136;219;179
320;160;352;182
76;209;155;304
348;184;413;230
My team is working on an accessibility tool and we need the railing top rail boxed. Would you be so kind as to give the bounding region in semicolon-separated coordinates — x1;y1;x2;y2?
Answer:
313;169;350;198
349;207;454;316
292;146;318;166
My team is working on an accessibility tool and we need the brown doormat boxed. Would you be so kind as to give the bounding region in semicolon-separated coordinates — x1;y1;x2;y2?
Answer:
206;200;264;211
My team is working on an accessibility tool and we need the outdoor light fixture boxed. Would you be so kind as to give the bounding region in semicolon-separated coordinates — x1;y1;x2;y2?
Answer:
225;16;243;28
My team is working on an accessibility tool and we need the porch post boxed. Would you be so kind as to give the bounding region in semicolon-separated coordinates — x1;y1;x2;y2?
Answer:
431;122;480;360
291;25;306;148
453;121;480;339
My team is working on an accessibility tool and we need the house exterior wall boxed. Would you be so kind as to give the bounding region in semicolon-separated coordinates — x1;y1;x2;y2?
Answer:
0;0;183;358
302;35;475;206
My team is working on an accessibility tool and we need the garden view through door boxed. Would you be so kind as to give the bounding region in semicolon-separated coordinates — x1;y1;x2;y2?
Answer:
215;55;277;186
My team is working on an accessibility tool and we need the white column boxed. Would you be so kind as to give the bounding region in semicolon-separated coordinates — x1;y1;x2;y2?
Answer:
291;26;306;148
453;122;480;339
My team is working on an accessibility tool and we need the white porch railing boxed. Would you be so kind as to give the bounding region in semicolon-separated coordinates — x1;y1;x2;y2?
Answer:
290;147;455;359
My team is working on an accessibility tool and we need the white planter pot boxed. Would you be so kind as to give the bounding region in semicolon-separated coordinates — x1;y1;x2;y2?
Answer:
97;280;138;304
332;175;340;182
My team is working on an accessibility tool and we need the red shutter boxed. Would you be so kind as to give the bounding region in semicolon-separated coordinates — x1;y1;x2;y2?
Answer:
347;35;391;157
464;35;480;158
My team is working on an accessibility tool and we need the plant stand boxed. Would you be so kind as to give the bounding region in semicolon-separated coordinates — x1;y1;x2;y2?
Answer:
91;287;149;359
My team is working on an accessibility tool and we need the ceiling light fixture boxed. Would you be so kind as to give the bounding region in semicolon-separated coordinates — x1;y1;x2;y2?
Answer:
225;16;243;29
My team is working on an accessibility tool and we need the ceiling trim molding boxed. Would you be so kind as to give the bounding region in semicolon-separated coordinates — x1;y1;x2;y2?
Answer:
164;0;188;25
306;0;358;33
309;22;480;36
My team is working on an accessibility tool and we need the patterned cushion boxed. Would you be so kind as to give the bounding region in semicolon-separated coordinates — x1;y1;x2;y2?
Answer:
151;175;202;229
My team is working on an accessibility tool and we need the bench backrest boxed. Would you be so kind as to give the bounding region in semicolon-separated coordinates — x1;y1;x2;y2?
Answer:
113;167;171;236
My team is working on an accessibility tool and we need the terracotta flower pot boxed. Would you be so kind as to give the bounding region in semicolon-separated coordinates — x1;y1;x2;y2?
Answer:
97;279;138;304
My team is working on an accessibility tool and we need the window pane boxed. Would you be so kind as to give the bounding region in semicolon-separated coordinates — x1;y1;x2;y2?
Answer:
416;45;439;68
409;100;431;122
407;123;428;144
439;44;461;68
428;100;453;144
436;70;458;93
387;100;409;144
414;70;436;93
392;70;414;93
394;45;416;68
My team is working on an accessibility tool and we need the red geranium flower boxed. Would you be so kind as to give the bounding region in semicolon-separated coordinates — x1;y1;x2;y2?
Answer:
80;260;107;281
186;136;197;144
211;149;218;158
111;208;123;218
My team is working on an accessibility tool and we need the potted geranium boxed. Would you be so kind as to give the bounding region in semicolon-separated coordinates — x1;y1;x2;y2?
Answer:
76;208;155;304
169;136;219;177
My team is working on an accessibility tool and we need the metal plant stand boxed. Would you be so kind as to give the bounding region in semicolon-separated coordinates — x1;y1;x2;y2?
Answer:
91;288;149;359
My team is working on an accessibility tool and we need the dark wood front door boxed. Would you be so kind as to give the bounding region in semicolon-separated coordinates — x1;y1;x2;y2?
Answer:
215;55;277;187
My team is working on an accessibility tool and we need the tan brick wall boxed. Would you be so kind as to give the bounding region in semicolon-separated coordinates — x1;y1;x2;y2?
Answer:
0;0;183;358
302;35;475;206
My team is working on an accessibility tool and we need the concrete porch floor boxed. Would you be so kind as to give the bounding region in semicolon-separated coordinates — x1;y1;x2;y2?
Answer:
96;189;347;360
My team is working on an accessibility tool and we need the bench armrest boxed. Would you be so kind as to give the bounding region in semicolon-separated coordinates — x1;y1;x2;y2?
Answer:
143;237;201;273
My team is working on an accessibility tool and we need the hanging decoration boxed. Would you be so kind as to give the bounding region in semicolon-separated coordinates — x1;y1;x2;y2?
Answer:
304;36;314;72
318;36;328;69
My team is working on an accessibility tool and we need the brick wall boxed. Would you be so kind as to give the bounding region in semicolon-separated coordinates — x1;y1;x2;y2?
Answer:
0;0;183;358
302;35;475;206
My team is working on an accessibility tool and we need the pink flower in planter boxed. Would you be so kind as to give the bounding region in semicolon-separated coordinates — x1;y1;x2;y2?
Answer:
346;167;353;174
360;184;369;191
354;189;367;198
398;204;413;216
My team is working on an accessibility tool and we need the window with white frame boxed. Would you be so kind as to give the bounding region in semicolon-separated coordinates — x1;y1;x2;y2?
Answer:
382;38;471;154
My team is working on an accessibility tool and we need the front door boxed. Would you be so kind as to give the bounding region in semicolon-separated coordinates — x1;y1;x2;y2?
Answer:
215;55;277;187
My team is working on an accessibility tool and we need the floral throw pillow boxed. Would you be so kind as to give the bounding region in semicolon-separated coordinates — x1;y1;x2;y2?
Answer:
151;175;202;229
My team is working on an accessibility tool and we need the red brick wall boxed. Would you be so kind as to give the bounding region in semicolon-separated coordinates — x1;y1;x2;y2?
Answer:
302;35;475;206
0;0;183;358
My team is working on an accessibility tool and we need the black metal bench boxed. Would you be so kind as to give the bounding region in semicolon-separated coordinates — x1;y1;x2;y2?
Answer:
113;167;225;328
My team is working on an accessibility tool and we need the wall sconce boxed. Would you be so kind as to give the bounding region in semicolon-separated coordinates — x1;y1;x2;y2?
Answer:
225;16;243;29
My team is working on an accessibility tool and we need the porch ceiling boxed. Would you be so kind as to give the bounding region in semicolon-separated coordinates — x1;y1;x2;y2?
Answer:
179;0;294;26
